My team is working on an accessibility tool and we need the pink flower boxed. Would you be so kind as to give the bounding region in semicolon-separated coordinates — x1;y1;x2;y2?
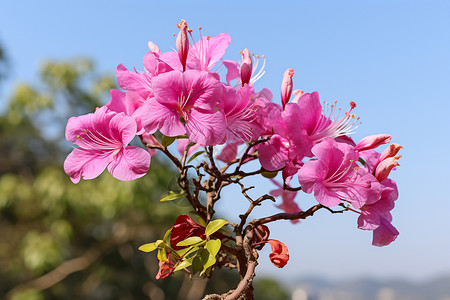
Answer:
358;179;398;231
64;106;150;183
372;216;399;246
221;85;263;141
258;135;290;171
216;141;240;163
270;180;301;224
106;89;146;134
176;138;200;157
187;32;231;72
297;138;381;208
284;92;358;157
140;70;227;145
116;64;153;100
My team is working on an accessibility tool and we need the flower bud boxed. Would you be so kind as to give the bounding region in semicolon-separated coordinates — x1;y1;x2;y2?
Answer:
240;48;252;86
176;19;189;72
292;89;304;103
148;41;161;54
375;155;401;182
379;143;403;162
354;134;392;152
252;225;270;250
281;68;294;109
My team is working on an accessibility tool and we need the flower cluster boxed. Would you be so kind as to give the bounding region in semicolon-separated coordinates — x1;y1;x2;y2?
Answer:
64;20;402;287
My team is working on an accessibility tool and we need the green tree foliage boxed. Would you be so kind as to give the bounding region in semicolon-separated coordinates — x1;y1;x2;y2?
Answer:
254;278;290;300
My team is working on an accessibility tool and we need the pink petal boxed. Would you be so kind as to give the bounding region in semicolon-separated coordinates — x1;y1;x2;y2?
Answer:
64;148;111;183
358;210;381;230
176;139;199;156
140;98;186;136
143;52;174;76
116;64;152;94
185;109;226;145
65;113;94;143
222;60;239;83
205;33;231;69
217;142;239;163
258;135;289;171
372;217;399;247
108;113;137;146
314;184;341;207
297;160;324;193
107;146;150;181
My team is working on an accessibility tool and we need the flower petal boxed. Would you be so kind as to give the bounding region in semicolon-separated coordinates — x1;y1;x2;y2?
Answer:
64;148;111;183
107;146;150;181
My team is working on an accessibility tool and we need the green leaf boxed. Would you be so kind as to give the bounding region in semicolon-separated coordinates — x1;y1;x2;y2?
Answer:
138;242;158;253
176;236;204;247
197;217;207;227
162;135;176;147
173;259;193;272
192;256;203;275
160;190;187;202
261;171;278;178
205;219;228;238
163;228;172;244
187;150;206;163
205;239;221;257
138;240;164;253
176;245;196;258
157;247;168;262
200;252;216;276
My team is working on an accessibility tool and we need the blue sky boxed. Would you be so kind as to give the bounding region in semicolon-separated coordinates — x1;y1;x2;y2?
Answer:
1;0;449;282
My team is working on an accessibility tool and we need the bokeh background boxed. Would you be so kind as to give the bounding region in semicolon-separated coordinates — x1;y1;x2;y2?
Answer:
1;1;449;299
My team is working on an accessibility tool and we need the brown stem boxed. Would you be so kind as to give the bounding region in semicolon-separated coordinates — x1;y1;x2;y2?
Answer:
250;203;324;227
225;260;256;300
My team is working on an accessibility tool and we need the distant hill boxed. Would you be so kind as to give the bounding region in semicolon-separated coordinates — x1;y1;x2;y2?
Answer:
288;275;450;300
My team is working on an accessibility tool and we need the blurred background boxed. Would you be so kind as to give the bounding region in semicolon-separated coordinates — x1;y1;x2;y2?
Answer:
0;1;449;299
